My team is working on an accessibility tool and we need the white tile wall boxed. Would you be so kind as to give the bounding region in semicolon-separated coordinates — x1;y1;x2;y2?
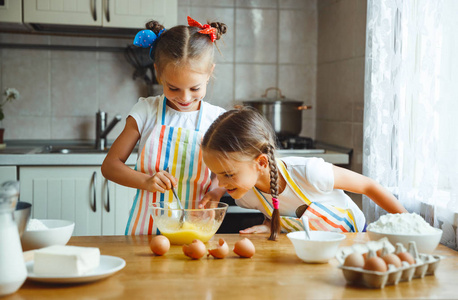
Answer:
0;0;318;141
317;0;367;208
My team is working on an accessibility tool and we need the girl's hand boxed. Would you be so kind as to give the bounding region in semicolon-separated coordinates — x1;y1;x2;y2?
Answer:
239;224;270;234
198;187;226;208
145;170;177;193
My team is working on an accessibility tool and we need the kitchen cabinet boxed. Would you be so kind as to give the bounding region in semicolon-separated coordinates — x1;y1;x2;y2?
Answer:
23;0;177;29
0;0;22;23
19;166;135;236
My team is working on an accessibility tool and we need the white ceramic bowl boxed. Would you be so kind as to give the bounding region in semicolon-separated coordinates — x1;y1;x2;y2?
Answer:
21;219;75;251
367;228;442;253
287;231;346;263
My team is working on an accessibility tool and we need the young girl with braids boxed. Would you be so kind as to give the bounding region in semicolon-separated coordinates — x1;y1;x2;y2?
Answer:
200;107;407;240
102;17;228;235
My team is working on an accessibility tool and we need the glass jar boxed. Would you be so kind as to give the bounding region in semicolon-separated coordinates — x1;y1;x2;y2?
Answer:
0;181;27;296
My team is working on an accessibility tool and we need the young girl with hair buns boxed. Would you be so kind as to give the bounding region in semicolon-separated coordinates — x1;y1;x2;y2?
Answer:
102;17;228;235
200;107;407;241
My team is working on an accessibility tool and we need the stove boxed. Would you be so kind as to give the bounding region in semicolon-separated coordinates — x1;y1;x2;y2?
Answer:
276;136;325;155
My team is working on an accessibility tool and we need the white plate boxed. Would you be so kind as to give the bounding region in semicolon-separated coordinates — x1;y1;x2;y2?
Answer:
26;255;126;284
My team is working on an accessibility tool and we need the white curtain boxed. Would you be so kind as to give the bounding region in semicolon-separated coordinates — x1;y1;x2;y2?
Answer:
363;0;458;250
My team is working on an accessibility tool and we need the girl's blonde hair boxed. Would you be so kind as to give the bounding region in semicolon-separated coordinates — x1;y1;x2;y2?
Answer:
146;20;227;78
201;107;281;241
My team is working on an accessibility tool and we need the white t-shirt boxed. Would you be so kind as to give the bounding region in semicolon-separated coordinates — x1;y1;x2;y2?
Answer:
128;95;226;155
235;156;366;231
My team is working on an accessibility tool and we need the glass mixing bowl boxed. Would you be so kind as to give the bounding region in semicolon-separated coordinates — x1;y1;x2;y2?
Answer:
150;201;228;245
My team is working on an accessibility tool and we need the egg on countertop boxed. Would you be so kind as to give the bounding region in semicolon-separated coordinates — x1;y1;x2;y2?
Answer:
208;238;229;259
233;238;255;258
183;239;207;259
149;235;170;256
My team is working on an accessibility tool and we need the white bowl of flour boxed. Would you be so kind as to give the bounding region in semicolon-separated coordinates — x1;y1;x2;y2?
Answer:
366;213;442;253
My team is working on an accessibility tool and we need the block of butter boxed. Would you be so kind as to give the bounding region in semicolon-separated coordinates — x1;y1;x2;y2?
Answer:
33;245;100;276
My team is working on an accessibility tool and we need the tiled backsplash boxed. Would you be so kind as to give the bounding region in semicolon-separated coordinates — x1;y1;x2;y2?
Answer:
0;0;317;141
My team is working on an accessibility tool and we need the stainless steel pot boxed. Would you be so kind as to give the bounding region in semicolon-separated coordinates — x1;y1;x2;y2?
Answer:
242;87;311;137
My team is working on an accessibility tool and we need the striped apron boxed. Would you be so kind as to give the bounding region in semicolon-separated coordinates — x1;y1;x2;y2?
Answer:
125;98;212;235
252;159;358;233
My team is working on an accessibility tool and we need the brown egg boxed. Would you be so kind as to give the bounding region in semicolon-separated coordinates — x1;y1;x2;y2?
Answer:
363;256;388;272
397;252;415;265
233;238;255;258
183;239;207;259
208;238;229;259
343;252;365;268
381;253;402;268
149;235;170;256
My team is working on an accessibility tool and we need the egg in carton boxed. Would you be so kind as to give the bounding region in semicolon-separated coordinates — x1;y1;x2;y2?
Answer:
335;238;442;289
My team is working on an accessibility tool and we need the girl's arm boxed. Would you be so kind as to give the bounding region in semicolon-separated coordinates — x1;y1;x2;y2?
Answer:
101;116;176;192
332;165;407;213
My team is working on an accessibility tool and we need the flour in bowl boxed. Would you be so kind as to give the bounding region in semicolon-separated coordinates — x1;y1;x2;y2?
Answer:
26;219;48;231
367;213;438;234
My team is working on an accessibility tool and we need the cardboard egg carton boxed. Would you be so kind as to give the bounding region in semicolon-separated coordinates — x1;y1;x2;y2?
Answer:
335;238;442;289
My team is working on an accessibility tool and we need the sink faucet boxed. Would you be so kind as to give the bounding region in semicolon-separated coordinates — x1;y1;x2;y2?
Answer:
96;110;122;150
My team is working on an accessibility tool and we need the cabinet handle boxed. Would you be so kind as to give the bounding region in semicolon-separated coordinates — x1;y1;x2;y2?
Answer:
105;180;111;213
104;0;110;22
91;172;97;212
91;0;97;21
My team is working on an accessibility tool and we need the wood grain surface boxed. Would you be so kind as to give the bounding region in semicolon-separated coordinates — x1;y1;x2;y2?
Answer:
7;233;458;300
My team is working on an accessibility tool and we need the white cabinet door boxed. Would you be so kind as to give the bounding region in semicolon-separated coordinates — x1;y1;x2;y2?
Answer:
20;166;102;236
104;0;177;29
0;0;22;23
101;178;136;235
23;0;177;28
23;0;103;26
19;166;136;236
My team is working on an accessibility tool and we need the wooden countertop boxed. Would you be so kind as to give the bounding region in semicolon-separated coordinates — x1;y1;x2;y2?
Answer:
9;233;458;299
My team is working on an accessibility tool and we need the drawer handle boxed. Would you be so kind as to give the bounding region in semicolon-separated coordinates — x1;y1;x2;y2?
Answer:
91;0;97;21
104;0;110;22
91;171;97;212
105;180;110;212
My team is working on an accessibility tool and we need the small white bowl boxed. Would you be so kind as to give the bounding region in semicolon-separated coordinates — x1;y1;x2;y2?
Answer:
367;228;442;253
287;231;346;263
21;219;75;251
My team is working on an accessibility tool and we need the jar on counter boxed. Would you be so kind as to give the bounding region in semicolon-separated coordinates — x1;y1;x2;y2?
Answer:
0;181;27;296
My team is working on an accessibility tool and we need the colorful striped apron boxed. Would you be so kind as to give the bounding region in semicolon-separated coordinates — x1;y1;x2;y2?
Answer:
125;98;212;235
252;159;358;233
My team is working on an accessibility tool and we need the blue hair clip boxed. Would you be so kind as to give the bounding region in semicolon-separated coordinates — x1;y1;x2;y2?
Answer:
133;28;166;58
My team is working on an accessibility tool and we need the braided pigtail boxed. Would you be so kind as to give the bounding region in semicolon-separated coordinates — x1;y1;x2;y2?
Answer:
266;144;280;241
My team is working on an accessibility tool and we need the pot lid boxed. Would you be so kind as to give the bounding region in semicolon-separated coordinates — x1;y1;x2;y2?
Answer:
243;87;303;104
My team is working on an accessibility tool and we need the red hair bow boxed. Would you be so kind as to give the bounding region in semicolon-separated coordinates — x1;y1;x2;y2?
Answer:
187;16;217;42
